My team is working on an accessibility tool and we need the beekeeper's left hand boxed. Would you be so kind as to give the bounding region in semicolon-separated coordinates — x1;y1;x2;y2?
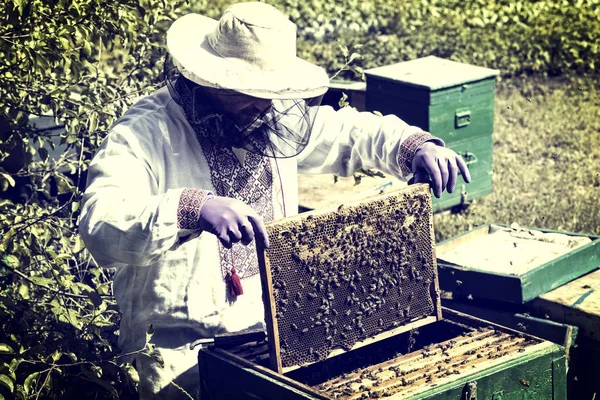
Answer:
411;142;471;198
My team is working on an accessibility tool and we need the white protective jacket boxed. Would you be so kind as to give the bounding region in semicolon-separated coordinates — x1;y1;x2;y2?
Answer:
78;86;437;398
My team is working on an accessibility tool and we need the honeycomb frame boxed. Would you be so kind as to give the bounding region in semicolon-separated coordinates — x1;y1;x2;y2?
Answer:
257;184;442;372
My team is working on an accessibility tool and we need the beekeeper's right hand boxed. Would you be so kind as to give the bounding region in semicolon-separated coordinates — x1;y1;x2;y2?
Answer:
198;195;269;249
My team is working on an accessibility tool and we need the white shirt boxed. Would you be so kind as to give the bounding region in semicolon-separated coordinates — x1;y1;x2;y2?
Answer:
78;86;433;354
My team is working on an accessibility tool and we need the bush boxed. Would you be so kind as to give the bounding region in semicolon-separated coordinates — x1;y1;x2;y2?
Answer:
286;0;600;78
0;0;189;398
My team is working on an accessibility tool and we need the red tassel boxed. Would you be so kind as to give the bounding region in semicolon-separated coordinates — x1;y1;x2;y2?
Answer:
227;268;244;296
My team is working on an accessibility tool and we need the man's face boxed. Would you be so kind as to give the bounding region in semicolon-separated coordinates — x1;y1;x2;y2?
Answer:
204;87;272;128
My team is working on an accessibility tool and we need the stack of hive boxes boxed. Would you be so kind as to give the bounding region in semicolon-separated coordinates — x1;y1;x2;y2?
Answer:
364;56;499;211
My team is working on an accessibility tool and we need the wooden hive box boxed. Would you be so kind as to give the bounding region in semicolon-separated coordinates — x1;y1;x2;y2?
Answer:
365;56;499;211
197;185;568;399
436;223;600;304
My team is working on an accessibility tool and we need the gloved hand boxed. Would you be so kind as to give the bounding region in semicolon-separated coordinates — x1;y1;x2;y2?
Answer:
198;196;269;249
411;141;471;198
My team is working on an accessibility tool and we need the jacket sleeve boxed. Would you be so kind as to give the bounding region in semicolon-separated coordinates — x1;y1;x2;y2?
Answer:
78;127;211;269
296;105;443;179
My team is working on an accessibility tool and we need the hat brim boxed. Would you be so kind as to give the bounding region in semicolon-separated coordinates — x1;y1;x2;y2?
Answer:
167;14;330;99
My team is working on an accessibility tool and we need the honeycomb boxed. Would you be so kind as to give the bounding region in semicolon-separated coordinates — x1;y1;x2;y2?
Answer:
263;184;439;369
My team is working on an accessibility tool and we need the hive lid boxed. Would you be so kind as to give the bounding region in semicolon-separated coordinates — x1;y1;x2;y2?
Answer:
436;223;600;303
364;56;500;91
257;184;442;373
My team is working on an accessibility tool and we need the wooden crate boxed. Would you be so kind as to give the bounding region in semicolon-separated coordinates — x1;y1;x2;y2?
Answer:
364;56;499;211
196;186;568;399
529;270;600;399
197;309;567;399
437;224;600;303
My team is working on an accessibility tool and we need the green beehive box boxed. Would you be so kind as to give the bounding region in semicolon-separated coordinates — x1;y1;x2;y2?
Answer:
196;189;568;399
364;56;499;211
437;224;600;304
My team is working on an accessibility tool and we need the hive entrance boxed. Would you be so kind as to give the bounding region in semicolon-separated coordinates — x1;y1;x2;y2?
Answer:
258;184;441;371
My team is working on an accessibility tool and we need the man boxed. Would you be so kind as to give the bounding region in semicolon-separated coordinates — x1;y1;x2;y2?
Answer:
79;2;470;399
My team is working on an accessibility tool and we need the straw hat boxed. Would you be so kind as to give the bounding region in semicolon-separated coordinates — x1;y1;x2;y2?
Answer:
167;2;330;99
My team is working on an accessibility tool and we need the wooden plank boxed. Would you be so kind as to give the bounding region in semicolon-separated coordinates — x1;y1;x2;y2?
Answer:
444;298;579;350
257;245;283;373
521;239;600;302
198;348;329;399
297;173;406;212
436;224;491;253
529;269;600;343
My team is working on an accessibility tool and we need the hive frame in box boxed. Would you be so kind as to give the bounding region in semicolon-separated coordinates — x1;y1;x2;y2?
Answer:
197;308;567;399
257;184;442;373
196;186;568;399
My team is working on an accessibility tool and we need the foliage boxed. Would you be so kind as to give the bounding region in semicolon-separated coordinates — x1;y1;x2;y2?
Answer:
0;0;187;398
286;0;600;79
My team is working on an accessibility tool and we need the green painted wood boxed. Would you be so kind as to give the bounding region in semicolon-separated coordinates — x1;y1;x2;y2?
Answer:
198;310;566;400
521;238;600;302
437;224;600;304
413;349;566;400
443;298;579;349
365;57;498;212
365;80;496;143
431;135;493;211
364;56;499;92
429;91;496;143
552;357;568;400
197;348;328;400
438;263;525;302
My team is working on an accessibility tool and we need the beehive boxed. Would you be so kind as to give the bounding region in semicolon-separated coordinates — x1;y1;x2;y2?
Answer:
258;183;442;372
364;56;499;211
197;185;568;399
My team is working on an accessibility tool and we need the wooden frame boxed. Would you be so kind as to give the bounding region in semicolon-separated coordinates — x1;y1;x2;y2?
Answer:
257;185;442;373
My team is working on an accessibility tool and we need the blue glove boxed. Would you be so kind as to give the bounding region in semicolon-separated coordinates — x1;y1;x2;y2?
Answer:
198;196;269;249
411;142;471;198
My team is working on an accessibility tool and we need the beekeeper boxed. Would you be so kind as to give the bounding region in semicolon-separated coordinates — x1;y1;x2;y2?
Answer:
79;2;471;399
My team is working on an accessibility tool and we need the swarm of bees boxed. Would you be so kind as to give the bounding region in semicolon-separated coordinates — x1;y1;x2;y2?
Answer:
264;186;439;368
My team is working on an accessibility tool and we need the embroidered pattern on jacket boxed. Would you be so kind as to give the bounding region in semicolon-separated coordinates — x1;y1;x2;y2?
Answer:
198;137;274;280
397;131;442;175
173;78;275;281
177;188;213;230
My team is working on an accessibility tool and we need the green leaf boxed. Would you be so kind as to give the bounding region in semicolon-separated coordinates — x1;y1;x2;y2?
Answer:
72;236;85;254
0;344;14;354
0;375;13;393
81;365;119;397
23;372;40;395
86;290;103;308
146;324;154;343
123;363;139;384
2;255;19;268
17;284;29;300
38;147;49;161
0;173;15;188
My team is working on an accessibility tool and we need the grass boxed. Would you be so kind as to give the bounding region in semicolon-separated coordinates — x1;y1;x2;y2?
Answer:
433;73;600;242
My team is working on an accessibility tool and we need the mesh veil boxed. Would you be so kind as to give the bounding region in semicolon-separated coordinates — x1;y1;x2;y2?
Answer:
165;63;323;158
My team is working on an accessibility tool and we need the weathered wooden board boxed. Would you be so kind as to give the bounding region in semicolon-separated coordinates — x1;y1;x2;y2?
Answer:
529;269;600;343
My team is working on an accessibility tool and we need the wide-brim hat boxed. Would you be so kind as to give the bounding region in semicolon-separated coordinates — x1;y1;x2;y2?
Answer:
167;2;330;99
